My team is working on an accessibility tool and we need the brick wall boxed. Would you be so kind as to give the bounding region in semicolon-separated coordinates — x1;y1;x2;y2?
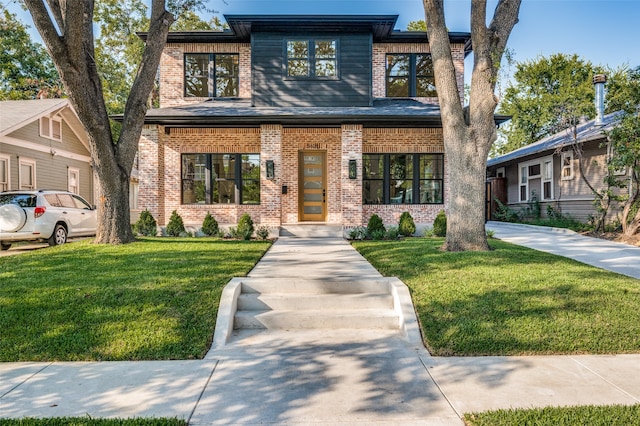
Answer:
372;42;466;103
138;125;164;223
361;127;447;226
341;125;363;226
159;42;251;108
260;125;282;227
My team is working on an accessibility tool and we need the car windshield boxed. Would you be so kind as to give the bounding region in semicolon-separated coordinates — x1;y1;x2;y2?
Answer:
0;194;37;208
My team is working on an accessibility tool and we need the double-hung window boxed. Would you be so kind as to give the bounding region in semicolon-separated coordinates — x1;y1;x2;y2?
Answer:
68;168;80;194
363;153;444;205
286;39;337;78
19;157;36;190
519;156;554;202
0;154;9;191
40;116;62;141
184;53;239;98
181;153;260;205
386;53;436;97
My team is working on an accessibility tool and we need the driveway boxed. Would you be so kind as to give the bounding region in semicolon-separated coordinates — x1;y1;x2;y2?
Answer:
486;221;640;279
0;239;90;257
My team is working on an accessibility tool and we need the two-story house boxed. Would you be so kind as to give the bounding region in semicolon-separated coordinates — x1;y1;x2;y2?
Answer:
137;14;472;232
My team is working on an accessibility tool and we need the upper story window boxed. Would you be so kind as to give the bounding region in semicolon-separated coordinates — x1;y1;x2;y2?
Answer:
40;115;62;141
286;39;338;78
386;53;436;97
184;53;239;98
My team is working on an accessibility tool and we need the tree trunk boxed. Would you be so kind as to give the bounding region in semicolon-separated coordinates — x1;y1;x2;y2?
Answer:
24;0;173;244
424;0;521;251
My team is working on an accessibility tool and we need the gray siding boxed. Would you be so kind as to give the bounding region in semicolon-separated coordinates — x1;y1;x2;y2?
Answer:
7;120;90;157
252;32;372;107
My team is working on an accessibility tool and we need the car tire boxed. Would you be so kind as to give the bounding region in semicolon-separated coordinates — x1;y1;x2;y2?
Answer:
0;204;27;232
48;224;68;246
1;242;11;251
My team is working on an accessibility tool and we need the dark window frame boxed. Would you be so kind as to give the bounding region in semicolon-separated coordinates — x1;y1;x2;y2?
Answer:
385;53;436;97
285;38;339;80
183;53;239;98
181;153;260;205
363;153;444;205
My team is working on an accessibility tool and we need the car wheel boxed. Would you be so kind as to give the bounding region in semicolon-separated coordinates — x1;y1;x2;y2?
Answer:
1;242;11;251
48;224;68;246
0;204;27;232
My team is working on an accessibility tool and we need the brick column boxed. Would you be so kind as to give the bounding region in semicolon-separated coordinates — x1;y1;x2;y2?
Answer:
138;125;164;224
341;124;363;227
260;124;282;227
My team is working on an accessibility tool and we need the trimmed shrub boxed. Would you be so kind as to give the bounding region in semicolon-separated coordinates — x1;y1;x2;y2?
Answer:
201;212;219;237
348;226;367;240
256;225;270;240
135;209;157;236
166;210;186;237
384;226;400;240
236;213;254;240
367;214;386;236
398;211;416;236
433;210;447;237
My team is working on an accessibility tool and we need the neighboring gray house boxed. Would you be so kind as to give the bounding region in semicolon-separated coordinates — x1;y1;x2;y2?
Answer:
487;106;627;223
0;99;95;203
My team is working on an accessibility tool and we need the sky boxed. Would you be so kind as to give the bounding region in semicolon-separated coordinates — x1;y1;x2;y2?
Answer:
5;0;640;83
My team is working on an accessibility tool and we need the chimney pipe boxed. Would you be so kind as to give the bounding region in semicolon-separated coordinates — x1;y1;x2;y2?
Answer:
593;74;607;126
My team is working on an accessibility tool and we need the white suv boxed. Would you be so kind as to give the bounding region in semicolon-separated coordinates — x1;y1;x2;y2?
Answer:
0;190;97;250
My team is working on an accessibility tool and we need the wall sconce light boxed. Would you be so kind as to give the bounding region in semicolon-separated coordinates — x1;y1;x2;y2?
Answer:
349;159;357;179
266;160;275;179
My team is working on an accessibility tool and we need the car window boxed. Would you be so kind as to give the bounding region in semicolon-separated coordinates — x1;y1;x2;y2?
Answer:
57;193;77;208
72;195;92;210
44;194;62;207
0;194;37;207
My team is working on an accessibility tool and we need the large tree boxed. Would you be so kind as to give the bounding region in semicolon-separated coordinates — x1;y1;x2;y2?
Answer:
24;0;176;244
495;53;596;155
0;6;62;99
423;0;521;251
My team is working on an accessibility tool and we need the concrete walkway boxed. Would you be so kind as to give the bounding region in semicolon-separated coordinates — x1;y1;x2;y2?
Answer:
486;221;640;279
1;233;640;424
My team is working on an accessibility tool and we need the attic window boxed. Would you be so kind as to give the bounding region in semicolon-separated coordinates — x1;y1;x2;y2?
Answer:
40;116;62;141
286;39;338;79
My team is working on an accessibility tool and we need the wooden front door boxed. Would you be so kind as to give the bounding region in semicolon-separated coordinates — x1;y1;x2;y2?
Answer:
299;151;326;221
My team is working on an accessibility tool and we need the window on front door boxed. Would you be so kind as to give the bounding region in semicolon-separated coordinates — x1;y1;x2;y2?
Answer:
386;53;436;97
181;153;260;205
363;153;444;205
19;158;36;190
184;53;239;98
286;39;338;78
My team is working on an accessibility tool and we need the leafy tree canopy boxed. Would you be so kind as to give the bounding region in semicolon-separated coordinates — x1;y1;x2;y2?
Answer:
0;6;62;99
407;20;426;31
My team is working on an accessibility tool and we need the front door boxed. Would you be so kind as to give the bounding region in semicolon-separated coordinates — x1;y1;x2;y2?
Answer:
299;151;326;222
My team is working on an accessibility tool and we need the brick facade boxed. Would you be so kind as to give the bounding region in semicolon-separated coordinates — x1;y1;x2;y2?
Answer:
139;23;464;231
372;42;466;103
159;42;251;108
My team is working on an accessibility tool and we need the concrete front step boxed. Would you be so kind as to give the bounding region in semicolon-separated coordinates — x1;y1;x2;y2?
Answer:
240;277;390;295
234;309;400;330
237;292;393;311
280;224;344;238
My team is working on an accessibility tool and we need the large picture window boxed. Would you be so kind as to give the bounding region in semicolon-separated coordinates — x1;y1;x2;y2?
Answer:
286;39;337;78
386;53;436;97
184;53;239;98
363;153;444;205
181;153;259;205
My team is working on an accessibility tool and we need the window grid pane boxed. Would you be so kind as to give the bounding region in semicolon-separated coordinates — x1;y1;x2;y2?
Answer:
184;54;209;97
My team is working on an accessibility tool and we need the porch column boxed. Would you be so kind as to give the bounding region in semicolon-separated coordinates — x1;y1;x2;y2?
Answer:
260;124;282;227
341;124;363;227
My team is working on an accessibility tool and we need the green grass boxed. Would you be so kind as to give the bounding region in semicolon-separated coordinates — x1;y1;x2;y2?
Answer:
353;238;640;355
464;404;640;426
0;418;186;426
0;238;270;361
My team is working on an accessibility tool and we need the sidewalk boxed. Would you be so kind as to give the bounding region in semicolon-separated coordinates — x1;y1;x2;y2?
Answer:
1;235;640;424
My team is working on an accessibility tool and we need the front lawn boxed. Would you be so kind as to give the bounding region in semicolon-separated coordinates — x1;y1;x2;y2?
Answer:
0;238;270;361
353;238;640;355
464;404;640;426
